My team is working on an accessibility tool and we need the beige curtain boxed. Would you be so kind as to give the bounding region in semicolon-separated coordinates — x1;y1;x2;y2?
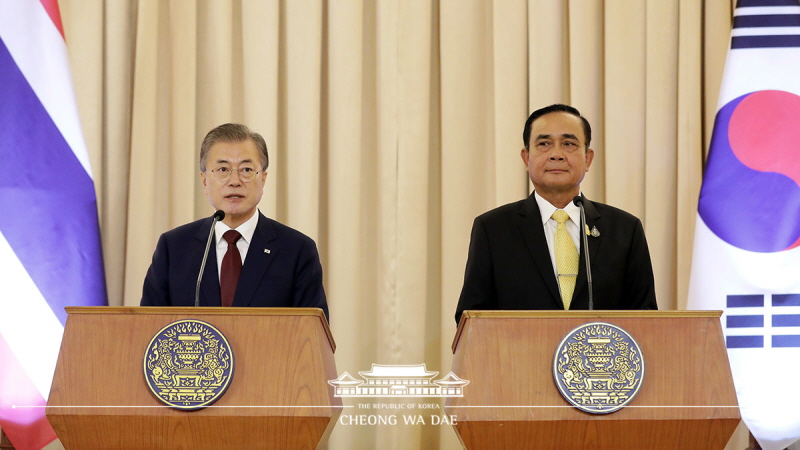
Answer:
58;0;742;449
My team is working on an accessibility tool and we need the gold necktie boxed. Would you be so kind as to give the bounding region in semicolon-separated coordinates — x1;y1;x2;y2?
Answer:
552;210;578;309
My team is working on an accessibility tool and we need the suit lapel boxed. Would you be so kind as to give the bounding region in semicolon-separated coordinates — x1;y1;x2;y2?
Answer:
583;197;602;266
233;213;278;307
518;195;562;307
195;218;222;306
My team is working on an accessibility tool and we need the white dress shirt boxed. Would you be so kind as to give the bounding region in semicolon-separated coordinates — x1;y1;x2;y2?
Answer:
213;209;259;282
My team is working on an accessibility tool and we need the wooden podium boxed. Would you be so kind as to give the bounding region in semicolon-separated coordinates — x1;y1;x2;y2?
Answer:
46;307;340;450
445;310;741;450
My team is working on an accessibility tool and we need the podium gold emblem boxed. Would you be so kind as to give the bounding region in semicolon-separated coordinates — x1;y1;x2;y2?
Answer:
143;319;234;410
553;322;644;414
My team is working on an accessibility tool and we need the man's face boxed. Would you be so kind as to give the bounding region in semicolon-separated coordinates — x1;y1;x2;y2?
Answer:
201;139;267;227
521;111;594;198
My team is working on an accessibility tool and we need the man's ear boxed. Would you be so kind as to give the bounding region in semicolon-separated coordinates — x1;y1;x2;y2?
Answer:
584;148;595;170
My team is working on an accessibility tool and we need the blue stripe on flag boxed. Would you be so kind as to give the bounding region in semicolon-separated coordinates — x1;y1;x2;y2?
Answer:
734;15;800;28
727;335;764;348
727;315;764;327
737;0;800;6
773;335;800;347
0;37;106;324
773;314;800;326
773;294;800;306
727;294;765;307
732;35;800;49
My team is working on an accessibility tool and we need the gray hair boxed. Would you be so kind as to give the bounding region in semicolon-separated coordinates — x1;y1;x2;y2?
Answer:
199;123;269;171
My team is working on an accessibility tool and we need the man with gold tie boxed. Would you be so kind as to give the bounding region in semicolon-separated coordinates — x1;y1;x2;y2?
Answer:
455;104;657;324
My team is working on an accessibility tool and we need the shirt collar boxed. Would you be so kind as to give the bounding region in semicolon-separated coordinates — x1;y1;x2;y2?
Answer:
534;191;581;225
214;209;259;245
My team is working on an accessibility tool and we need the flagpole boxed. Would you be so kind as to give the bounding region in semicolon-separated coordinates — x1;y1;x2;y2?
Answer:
0;430;15;450
747;432;761;450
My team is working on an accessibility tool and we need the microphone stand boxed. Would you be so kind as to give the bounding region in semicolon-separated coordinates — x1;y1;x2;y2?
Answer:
573;196;593;310
195;210;225;307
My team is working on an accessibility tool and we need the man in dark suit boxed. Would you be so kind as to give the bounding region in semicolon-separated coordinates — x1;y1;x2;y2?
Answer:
141;123;328;321
455;104;656;324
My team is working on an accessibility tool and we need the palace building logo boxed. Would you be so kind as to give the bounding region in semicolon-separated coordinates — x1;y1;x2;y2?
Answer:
553;322;645;414
143;319;235;410
328;364;469;398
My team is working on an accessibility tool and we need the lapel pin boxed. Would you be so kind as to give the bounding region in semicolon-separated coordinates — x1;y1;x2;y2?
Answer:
264;249;271;254
585;224;590;236
591;226;600;237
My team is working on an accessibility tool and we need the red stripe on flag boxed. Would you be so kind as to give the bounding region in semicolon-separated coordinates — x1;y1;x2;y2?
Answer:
0;333;57;450
38;0;64;39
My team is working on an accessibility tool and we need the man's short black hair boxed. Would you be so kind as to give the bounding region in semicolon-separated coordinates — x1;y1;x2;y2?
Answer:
522;104;592;149
199;123;269;172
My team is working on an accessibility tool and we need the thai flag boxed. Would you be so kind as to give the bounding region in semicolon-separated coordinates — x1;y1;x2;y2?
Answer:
687;0;800;449
0;0;107;449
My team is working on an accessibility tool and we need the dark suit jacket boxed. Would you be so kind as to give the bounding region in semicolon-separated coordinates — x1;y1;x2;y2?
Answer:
455;194;657;323
141;212;329;321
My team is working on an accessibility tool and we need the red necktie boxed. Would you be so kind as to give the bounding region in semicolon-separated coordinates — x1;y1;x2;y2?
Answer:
220;230;242;307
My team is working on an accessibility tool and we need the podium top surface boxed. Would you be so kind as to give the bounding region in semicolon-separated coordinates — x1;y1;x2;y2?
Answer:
452;309;722;353
65;306;327;316
64;306;335;351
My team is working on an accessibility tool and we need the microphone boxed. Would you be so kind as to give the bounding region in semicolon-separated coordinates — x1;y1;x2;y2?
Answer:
572;196;593;310
195;210;225;307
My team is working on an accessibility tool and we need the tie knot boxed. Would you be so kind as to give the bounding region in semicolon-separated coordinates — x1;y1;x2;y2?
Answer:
223;230;241;245
552;210;570;225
